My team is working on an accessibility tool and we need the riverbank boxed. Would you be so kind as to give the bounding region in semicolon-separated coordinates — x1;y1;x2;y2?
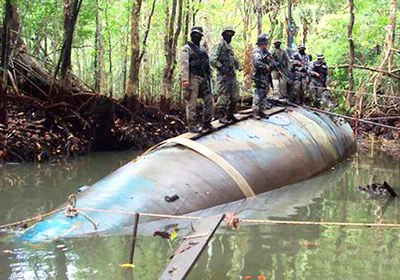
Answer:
357;119;400;158
0;95;185;163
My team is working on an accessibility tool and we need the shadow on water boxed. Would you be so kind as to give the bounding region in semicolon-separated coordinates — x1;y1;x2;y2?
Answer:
0;152;399;279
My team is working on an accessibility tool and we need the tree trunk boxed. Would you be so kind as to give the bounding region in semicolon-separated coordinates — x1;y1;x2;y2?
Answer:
256;0;263;35
161;0;183;112
301;17;309;45
387;0;397;72
105;0;113;97
122;9;130;95
182;0;190;45
126;0;142;97
267;1;281;39
369;0;397;102
346;0;355;109
94;0;106;95
53;0;59;75
286;0;294;48
54;0;83;85
0;0;12;124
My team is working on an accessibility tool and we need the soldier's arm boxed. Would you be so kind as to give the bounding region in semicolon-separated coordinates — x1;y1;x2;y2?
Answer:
253;52;269;71
210;43;223;69
234;55;242;70
283;51;290;68
179;46;190;83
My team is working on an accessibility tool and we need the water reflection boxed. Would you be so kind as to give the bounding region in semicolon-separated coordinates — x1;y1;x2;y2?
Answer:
0;151;137;225
1;152;399;279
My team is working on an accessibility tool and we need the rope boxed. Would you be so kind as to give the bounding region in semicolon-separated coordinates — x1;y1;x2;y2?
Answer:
64;194;78;217
2;206;400;231
77;210;99;230
314;86;400;100
64;194;99;230
364;116;400;121
298;104;400;131
139;137;255;198
77;207;202;220
240;219;400;228
0;208;64;230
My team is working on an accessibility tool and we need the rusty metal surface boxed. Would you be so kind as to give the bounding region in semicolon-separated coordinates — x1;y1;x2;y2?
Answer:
19;106;356;242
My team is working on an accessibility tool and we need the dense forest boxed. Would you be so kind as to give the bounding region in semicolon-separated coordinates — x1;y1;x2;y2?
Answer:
0;0;398;162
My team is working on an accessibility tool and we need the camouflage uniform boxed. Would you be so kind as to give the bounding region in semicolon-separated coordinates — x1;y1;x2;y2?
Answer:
180;41;214;128
309;57;330;108
252;47;272;115
210;27;241;122
271;42;290;99
291;49;311;104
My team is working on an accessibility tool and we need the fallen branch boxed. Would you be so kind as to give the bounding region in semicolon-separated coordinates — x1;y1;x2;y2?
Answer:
332;64;400;80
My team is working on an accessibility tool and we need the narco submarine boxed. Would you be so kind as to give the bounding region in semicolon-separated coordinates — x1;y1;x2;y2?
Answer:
19;105;355;242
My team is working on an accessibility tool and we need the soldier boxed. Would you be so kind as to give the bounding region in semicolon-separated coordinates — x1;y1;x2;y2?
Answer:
292;45;311;70
179;26;215;133
210;27;242;124
291;45;311;104
271;39;290;99
309;54;331;108
252;34;272;120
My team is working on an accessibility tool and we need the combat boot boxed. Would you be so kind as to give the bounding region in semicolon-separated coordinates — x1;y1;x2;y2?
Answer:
227;102;239;123
202;122;217;133
253;109;261;120
188;125;202;133
219;116;233;124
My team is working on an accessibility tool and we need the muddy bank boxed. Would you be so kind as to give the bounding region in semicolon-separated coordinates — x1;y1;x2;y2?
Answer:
0;94;186;163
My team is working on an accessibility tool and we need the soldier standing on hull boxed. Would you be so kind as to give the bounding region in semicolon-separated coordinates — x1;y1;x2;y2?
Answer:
271;39;290;100
252;35;272;120
291;45;311;104
210;27;242;124
179;26;215;133
309;54;330;108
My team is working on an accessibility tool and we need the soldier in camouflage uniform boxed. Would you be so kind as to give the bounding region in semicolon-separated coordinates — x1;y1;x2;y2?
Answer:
309;54;331;108
291;45;311;104
252;34;272;119
271;39;290;99
210;27;242;124
179;26;215;133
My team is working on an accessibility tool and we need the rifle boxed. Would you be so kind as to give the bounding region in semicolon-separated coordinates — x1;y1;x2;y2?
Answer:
208;74;214;96
264;53;286;80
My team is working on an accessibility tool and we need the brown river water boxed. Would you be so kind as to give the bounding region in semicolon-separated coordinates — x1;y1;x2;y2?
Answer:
0;151;399;279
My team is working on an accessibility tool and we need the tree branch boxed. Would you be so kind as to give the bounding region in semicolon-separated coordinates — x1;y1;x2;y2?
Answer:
332;64;400;80
138;0;156;65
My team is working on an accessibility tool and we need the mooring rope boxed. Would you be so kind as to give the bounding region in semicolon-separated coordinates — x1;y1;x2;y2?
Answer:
313;86;400;100
0;208;64;230
297;104;400;131
2;206;400;231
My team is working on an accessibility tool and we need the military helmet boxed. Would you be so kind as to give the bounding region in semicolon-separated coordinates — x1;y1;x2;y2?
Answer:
190;26;204;36
256;34;269;46
298;44;306;50
317;54;325;60
273;39;282;44
221;26;235;36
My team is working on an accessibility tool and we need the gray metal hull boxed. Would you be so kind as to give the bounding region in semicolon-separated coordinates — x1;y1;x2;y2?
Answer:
20;107;355;242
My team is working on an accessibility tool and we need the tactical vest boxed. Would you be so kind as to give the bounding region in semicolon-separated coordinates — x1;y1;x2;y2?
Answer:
312;62;328;83
293;52;310;68
188;42;210;78
218;44;235;68
252;48;271;89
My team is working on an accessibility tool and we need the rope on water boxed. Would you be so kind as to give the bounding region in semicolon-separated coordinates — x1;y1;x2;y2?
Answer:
240;219;400;228
0;208;64;230
3;206;400;231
